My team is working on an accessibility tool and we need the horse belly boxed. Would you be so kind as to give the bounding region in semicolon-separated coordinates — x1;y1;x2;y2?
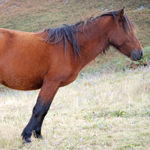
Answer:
0;58;46;90
1;71;43;90
0;32;49;90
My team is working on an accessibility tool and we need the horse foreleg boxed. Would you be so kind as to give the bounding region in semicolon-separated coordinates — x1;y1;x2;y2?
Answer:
33;89;58;139
32;104;50;140
21;78;60;143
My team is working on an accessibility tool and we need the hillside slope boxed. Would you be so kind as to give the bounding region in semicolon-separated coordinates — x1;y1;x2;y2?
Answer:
0;0;149;47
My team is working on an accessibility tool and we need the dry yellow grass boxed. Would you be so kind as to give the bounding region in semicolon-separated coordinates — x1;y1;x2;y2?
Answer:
0;67;150;149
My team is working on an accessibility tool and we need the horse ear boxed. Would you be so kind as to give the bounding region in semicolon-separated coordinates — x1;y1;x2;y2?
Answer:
117;7;125;21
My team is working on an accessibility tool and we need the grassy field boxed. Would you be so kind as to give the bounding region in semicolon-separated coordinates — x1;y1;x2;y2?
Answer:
0;66;150;149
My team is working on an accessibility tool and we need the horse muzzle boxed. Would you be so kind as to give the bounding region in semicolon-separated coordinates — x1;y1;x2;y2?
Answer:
131;49;143;61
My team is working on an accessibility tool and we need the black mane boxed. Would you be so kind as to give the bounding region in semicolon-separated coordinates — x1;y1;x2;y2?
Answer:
43;10;135;56
44;24;81;57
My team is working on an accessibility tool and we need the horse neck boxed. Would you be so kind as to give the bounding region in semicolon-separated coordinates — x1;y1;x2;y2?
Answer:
78;17;111;67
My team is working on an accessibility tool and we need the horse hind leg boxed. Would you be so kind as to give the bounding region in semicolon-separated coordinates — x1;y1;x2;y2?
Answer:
21;77;60;143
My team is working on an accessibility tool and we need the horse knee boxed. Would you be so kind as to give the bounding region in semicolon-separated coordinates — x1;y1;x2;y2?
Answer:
33;106;42;118
32;100;45;117
33;101;50;118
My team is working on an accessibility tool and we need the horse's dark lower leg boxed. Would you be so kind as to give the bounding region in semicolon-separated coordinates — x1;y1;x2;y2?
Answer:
33;116;45;139
33;103;51;139
33;88;58;139
21;79;60;143
21;100;48;143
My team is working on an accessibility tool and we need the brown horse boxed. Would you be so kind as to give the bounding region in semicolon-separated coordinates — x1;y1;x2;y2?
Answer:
0;8;143;143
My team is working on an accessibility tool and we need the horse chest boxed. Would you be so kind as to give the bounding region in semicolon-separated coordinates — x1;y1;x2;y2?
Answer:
59;74;78;87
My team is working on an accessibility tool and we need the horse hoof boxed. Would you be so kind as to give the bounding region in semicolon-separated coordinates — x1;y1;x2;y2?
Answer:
22;138;31;145
35;134;44;140
38;135;44;140
33;130;44;140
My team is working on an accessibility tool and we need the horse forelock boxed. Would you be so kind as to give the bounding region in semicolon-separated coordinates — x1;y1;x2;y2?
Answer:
98;11;135;35
122;14;136;34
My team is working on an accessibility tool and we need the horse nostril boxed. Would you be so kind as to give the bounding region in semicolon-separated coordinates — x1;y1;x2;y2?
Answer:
132;50;143;61
140;50;143;57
